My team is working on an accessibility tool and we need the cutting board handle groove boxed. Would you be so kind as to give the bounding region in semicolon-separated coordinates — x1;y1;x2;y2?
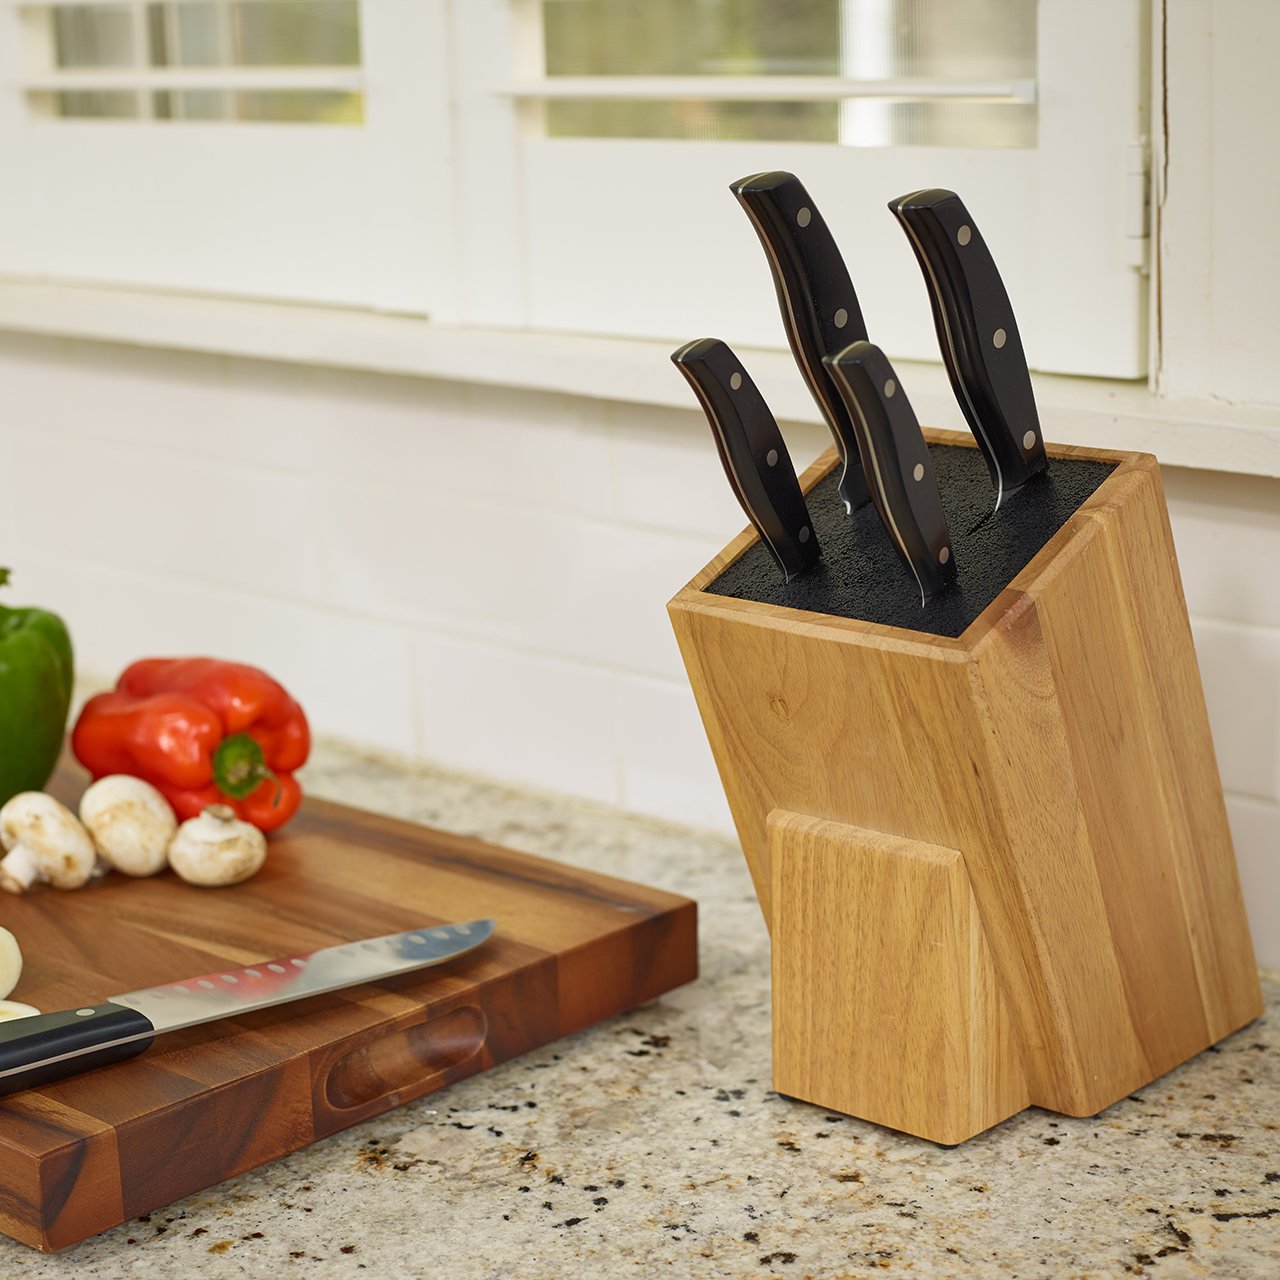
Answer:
323;1004;488;1111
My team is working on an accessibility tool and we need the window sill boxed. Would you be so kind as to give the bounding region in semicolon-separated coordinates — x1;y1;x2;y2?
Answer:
1;278;1278;479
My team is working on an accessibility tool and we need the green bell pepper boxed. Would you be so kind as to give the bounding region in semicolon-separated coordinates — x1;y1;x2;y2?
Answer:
0;568;74;806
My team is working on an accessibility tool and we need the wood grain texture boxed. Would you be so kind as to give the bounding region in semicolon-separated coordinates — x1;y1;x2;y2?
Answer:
670;428;1261;1142
769;812;1029;1144
0;776;697;1252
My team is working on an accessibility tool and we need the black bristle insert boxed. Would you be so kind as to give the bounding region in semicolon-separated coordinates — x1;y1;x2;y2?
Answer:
707;445;1115;639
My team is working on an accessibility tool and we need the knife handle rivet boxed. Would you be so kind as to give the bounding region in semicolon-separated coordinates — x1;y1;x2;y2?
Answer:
268;964;286;974
198;980;215;989
834;308;848;329
957;225;972;246
767;448;779;467
797;207;812;228
730;372;743;391
799;526;811;543
1023;430;1037;450
75;1008;95;1017
939;546;951;565
913;463;925;482
993;328;1007;349
291;958;307;968
884;379;896;398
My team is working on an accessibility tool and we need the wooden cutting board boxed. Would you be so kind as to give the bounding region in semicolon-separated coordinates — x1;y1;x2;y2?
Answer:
0;774;698;1252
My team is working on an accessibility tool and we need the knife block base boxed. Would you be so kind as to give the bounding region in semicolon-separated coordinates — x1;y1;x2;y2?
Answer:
770;812;1031;1143
669;432;1262;1145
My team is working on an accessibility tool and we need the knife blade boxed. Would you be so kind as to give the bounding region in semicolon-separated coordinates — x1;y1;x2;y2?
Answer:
0;918;494;1095
889;188;1047;508
824;340;958;604
731;170;872;514
672;337;820;584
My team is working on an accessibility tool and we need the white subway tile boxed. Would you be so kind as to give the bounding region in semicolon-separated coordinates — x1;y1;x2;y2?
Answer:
413;632;620;804
619;675;734;833
609;400;745;539
1164;466;1280;630
1225;793;1280;968
320;479;710;679
466;383;617;523
1;434;325;602
311;372;615;521
610;400;830;540
3;544;417;754
0;334;322;473
1191;619;1280;803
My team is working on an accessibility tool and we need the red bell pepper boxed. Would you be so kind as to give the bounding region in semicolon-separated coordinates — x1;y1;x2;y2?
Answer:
72;658;310;832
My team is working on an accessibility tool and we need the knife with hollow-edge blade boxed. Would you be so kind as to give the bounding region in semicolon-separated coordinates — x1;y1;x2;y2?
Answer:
824;341;957;605
0;919;495;1095
731;170;872;514
672;338;820;583
889;188;1047;509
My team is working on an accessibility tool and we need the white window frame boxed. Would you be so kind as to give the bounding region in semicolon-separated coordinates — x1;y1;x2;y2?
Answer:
0;0;458;315
3;0;1149;376
452;0;1151;379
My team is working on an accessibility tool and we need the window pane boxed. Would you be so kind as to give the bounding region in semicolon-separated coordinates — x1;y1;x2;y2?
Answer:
548;100;838;144
152;88;363;123
159;2;360;68
44;1;361;124
55;89;139;118
54;5;137;68
541;0;1037;148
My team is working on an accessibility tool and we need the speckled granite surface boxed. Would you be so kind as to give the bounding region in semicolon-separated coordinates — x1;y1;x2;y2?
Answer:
2;741;1276;1278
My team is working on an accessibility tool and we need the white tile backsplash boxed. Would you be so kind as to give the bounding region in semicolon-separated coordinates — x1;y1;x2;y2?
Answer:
1164;465;1280;631
619;675;733;832
1226;794;1280;967
1192;618;1280;804
3;542;418;754
413;632;620;804
2;332;1278;958
1;430;325;601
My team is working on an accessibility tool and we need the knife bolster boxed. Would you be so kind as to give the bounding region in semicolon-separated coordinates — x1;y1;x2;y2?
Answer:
670;431;1263;1145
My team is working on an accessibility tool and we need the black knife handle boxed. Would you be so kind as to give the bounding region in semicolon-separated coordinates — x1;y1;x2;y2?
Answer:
0;1002;155;1096
731;171;871;513
890;188;1047;505
824;341;958;603
672;338;820;584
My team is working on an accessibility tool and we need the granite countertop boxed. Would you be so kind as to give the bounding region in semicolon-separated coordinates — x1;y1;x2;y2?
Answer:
3;741;1277;1278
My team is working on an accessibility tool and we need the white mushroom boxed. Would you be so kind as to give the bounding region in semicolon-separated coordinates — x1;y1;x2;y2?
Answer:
80;775;176;877
0;793;98;894
0;1001;39;1021
0;925;22;998
168;805;267;887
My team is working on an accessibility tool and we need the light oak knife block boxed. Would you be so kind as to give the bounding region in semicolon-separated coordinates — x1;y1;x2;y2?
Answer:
668;429;1262;1145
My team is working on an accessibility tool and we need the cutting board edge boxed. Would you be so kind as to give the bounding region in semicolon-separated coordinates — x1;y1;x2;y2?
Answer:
4;899;699;1252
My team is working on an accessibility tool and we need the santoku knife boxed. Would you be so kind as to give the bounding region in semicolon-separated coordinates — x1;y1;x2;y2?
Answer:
889;188;1047;508
672;337;820;583
824;340;958;604
0;918;495;1095
731;170;872;514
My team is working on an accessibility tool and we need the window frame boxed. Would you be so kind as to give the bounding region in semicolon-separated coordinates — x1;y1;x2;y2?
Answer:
456;0;1151;378
0;0;458;315
2;0;1151;378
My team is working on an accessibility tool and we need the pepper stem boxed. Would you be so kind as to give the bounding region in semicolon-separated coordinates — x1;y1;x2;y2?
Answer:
0;568;9;591
212;733;276;801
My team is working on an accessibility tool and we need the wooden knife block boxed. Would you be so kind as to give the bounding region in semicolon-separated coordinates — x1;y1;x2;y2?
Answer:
668;430;1261;1145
